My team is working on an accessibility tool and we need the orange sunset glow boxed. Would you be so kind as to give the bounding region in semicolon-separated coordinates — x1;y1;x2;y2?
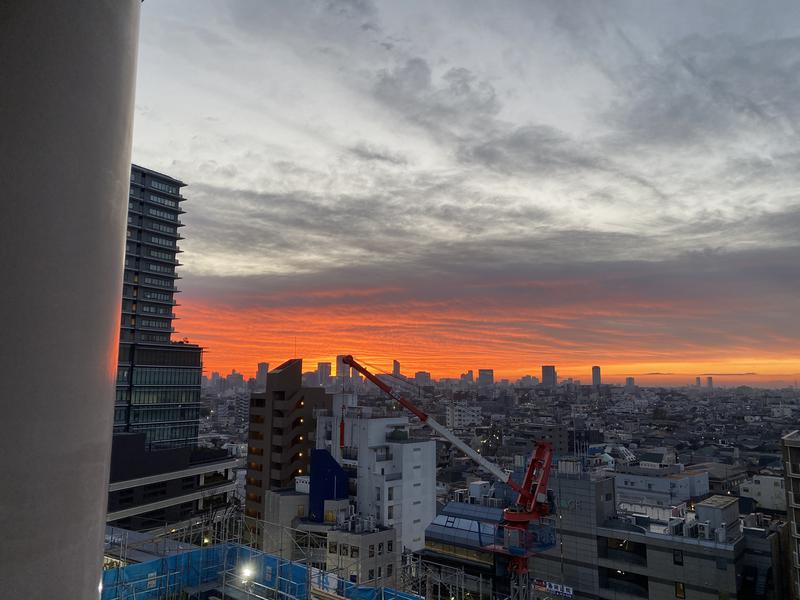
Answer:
176;295;800;387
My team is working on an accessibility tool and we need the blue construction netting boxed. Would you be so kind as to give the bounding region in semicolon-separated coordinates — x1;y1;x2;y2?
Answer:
101;543;422;600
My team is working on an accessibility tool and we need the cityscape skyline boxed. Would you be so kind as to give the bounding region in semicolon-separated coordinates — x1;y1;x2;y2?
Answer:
203;354;794;389
132;2;800;387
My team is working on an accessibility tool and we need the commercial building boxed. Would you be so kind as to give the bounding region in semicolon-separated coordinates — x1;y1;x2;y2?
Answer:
477;369;494;388
336;355;352;387
542;365;557;388
107;433;237;531
428;458;786;600
115;165;202;449
317;362;332;387
592;366;601;387
415;371;433;386
614;464;709;508
106;165;237;533
245;359;330;521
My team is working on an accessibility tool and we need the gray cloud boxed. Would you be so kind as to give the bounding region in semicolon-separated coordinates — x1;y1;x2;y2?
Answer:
134;1;800;374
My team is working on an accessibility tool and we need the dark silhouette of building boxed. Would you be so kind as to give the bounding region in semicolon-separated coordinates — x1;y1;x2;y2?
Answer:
245;359;331;520
115;165;201;449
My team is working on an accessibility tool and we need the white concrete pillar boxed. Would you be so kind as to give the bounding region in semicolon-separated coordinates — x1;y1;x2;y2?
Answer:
0;2;141;597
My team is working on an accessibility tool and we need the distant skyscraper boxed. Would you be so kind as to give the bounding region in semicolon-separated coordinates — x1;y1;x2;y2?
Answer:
625;376;635;392
317;362;332;386
706;376;713;389
542;365;557;387
695;376;702;387
415;371;432;386
336;354;351;385
392;359;401;378
256;361;269;391
115;165;201;449
477;369;494;387
592;366;601;387
460;370;474;384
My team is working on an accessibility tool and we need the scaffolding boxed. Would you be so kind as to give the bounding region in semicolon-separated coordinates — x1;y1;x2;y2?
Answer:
101;509;494;600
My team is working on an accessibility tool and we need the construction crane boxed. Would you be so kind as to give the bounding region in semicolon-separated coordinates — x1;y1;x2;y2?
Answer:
342;355;553;600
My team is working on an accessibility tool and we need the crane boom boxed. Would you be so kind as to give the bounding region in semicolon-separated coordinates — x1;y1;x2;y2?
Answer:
343;355;525;496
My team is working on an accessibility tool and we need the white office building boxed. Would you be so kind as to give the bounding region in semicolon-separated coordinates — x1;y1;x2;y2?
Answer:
316;394;436;551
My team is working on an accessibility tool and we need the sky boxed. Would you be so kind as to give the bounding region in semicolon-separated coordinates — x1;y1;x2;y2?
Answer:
132;0;800;387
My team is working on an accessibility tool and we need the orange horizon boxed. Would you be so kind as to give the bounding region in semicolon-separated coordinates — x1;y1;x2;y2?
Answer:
175;298;800;388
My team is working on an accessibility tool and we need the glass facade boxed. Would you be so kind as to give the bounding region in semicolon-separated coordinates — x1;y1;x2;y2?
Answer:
115;165;200;449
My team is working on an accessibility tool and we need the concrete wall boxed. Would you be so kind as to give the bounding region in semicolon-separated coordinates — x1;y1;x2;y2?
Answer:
0;2;141;598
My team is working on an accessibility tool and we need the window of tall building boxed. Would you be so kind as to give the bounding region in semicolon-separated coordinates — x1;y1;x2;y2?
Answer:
675;582;686;599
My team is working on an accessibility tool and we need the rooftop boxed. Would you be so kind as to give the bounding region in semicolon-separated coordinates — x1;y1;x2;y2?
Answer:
783;430;800;444
132;163;186;187
697;495;739;510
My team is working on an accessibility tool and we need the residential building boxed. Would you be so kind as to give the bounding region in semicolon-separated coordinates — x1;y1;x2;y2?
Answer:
392;360;401;378
245;359;330;521
782;430;800;599
740;475;786;513
255;362;269;392
115;164;201;449
446;397;482;429
592;365;601;387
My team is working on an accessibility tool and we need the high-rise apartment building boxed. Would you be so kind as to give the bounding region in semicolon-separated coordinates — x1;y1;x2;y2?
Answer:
115;165;201;449
256;361;269;392
542;365;557;387
245;359;330;520
782;431;800;599
592;365;601;387
392;359;401;378
707;376;714;389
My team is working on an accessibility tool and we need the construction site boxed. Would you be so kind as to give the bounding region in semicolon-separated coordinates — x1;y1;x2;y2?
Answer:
101;510;488;600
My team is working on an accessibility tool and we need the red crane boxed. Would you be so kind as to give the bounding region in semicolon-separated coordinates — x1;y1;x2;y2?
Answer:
342;356;553;600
